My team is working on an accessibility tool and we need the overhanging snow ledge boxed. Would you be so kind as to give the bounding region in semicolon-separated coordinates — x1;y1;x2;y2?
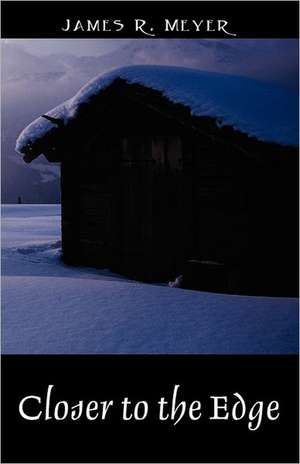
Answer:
15;65;299;161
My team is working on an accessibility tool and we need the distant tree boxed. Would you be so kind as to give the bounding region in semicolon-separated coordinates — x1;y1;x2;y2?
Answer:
18;196;22;204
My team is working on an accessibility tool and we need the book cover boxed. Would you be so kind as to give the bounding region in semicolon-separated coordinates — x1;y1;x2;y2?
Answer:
1;1;299;462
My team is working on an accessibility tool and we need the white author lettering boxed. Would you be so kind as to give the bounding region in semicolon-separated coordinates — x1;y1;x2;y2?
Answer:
164;18;236;36
60;18;237;37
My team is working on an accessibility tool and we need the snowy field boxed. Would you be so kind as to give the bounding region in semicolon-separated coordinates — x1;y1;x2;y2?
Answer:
1;204;298;354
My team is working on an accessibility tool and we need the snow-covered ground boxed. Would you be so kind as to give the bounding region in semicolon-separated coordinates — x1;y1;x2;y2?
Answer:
1;204;298;354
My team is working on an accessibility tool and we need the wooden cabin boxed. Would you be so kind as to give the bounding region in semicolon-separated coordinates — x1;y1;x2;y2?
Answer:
16;66;298;296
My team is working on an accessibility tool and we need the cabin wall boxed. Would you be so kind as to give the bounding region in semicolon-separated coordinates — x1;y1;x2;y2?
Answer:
59;103;298;295
60;133;189;281
185;137;250;263
116;135;154;279
61;131;251;281
61;137;121;268
60;156;80;265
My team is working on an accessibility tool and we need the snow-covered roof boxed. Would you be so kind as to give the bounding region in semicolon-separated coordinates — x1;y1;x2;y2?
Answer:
16;65;298;156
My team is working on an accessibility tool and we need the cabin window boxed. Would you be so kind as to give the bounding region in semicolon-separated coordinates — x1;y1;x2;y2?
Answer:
121;136;151;164
152;136;182;171
120;136;183;171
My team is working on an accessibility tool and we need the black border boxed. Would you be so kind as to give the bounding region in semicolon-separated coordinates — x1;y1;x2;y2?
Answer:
1;1;299;38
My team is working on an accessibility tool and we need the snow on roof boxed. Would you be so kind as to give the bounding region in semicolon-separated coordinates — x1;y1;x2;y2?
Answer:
16;65;298;155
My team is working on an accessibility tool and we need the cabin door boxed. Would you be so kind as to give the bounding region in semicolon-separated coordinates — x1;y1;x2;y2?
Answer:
117;136;153;280
116;135;185;282
151;135;185;280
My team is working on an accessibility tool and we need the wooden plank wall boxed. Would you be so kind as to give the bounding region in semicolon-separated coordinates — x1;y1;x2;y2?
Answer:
60;129;297;295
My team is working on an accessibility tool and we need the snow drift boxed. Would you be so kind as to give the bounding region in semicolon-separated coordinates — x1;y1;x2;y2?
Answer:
2;205;298;354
